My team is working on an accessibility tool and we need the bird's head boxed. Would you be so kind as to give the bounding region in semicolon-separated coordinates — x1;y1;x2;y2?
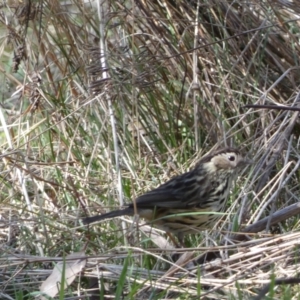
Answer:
200;147;251;173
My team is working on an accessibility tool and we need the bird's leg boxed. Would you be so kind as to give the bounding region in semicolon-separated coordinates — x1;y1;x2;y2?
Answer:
166;232;183;248
166;232;186;262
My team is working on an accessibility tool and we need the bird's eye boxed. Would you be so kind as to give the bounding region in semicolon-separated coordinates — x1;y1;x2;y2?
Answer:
228;155;236;161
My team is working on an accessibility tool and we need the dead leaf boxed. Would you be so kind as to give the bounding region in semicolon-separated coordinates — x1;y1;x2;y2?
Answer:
39;251;86;299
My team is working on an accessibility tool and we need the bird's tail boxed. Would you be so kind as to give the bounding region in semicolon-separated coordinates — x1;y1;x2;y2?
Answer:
82;208;133;225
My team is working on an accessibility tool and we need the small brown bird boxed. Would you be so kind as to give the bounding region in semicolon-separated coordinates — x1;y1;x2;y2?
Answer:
83;147;250;242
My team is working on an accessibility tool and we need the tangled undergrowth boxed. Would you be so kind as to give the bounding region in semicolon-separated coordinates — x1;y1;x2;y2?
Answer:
1;0;300;298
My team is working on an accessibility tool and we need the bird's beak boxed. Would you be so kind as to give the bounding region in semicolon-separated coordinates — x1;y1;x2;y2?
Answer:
240;158;252;166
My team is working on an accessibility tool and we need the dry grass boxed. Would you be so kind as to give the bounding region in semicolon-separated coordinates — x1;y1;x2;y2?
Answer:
0;0;300;298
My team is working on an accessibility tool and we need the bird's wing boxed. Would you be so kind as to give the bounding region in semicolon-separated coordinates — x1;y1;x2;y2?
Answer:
131;171;210;209
133;189;186;208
